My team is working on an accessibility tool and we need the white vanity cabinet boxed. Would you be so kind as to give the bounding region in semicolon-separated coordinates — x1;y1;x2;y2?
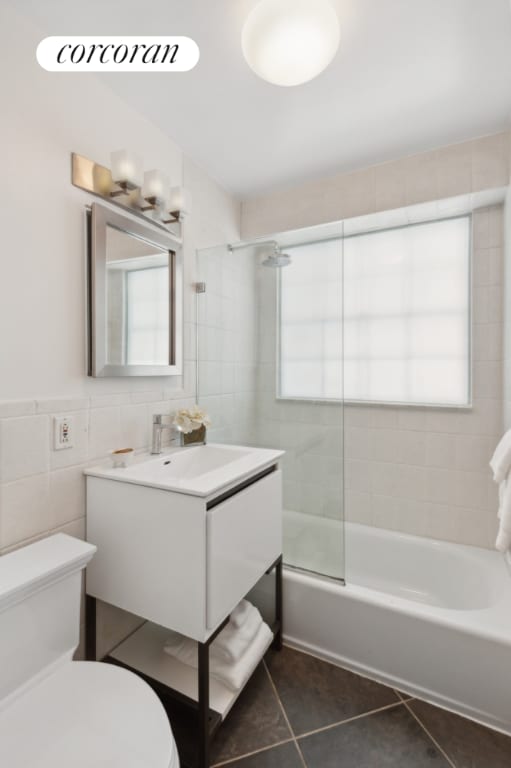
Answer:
85;445;284;768
86;466;283;642
87;467;282;642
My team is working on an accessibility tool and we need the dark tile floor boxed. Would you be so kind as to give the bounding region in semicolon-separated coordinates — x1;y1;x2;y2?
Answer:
205;645;511;768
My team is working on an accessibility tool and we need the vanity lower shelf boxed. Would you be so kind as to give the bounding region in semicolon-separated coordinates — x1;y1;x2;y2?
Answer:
108;621;273;721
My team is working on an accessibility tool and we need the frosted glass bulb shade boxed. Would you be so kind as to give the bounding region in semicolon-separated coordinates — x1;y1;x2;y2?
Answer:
110;150;143;189
168;186;192;217
142;169;169;203
242;0;340;87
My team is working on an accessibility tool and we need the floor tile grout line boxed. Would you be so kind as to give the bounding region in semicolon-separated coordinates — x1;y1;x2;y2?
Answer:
294;700;407;740
210;736;296;768
394;689;415;703
403;700;457;768
262;660;308;768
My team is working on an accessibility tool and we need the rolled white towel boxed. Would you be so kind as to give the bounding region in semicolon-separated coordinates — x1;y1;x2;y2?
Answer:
163;631;197;668
211;622;273;692
211;606;263;664
164;622;273;692
230;599;252;629
490;430;511;484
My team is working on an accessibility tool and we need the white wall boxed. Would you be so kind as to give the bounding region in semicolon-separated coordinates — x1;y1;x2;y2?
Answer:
0;3;240;654
0;2;240;401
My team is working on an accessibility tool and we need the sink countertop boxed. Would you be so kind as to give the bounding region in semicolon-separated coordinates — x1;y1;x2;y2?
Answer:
84;443;285;499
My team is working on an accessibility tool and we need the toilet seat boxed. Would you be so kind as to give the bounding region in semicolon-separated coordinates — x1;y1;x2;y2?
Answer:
0;661;179;768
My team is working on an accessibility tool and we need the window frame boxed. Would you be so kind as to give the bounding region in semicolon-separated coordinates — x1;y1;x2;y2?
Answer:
276;214;472;409
125;264;170;366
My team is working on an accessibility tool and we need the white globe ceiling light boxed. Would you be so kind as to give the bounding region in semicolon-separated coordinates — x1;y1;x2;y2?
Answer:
241;0;340;87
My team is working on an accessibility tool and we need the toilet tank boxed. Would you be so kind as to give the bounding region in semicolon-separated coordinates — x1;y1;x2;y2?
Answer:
0;534;96;702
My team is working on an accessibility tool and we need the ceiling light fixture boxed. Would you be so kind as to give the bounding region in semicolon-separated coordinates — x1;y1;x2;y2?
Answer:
241;0;340;87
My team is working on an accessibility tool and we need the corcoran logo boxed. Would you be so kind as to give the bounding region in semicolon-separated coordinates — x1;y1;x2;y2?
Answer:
36;36;200;72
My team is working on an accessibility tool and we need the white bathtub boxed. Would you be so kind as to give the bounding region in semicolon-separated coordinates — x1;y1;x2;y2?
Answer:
282;517;511;735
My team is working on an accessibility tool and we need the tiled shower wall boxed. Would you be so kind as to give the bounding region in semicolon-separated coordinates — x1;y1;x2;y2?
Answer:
239;133;510;550
342;214;503;548
251;207;503;548
197;246;259;445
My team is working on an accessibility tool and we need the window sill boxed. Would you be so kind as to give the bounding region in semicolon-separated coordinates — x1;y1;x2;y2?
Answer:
275;396;473;411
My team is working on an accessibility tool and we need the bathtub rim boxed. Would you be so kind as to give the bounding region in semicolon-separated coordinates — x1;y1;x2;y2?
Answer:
282;559;511;648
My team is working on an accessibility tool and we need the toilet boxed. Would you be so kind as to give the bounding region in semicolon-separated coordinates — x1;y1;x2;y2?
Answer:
0;533;179;768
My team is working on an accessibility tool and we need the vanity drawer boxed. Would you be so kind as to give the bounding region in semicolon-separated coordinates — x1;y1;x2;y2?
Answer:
206;469;282;629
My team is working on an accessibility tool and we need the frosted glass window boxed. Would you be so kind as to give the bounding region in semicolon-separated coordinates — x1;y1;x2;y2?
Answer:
126;266;169;365
279;216;470;405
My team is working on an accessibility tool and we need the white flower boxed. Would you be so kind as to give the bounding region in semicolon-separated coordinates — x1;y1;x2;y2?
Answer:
173;407;211;434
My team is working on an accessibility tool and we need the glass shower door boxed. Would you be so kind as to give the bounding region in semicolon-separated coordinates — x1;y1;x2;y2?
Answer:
196;231;344;582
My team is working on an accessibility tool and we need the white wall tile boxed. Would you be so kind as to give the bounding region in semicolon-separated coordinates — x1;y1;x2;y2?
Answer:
425;433;457;469
373;160;407;212
396;430;427;465
436;142;472;199
130;390;165;404
89;393;132;408
455;470;488;510
36;397;89;413
455;435;491;472
0;401;36;418
404;151;439;205
120;404;150;449
473;362;502;399
88;407;122;459
0;473;51;549
425;468;457;506
49;465;86;528
0;415;49;482
369;428;400;463
393;465;427;501
344;491;373;525
344;427;369;461
471;134;509;192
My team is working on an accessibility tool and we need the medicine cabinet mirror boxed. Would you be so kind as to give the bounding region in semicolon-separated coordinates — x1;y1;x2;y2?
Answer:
87;203;183;377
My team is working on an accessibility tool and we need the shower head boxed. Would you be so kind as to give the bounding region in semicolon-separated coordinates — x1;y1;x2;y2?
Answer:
227;239;292;268
262;242;291;268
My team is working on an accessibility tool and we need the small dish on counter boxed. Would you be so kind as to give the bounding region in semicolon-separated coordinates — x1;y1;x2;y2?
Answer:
110;448;135;468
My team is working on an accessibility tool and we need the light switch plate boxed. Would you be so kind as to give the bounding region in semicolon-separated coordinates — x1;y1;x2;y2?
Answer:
53;415;74;450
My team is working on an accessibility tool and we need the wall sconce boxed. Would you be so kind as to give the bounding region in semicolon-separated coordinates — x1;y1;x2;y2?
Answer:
71;151;191;232
110;150;143;196
141;169;170;210
161;186;193;223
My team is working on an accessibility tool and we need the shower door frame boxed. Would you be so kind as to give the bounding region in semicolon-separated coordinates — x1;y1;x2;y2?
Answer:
273;232;346;584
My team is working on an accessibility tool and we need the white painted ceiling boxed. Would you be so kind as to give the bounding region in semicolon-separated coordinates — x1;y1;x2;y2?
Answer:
15;0;511;198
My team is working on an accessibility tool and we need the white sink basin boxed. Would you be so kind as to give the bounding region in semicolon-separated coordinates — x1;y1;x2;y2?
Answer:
85;443;284;497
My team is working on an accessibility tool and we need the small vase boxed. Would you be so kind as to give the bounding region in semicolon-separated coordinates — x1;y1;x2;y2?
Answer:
182;424;207;446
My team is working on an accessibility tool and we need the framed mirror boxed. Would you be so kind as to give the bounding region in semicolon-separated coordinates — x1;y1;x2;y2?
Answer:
87;202;183;377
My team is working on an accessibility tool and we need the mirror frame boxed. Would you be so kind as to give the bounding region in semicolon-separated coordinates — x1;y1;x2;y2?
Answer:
87;202;183;377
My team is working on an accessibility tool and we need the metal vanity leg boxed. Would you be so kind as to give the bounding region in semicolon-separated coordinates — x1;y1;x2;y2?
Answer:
273;555;283;651
85;594;97;661
198;641;210;768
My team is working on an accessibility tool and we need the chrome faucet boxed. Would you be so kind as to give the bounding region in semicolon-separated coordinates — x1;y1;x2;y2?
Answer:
151;414;183;455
